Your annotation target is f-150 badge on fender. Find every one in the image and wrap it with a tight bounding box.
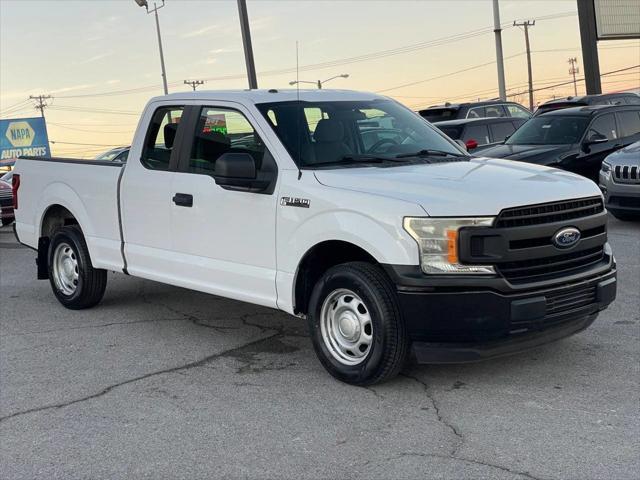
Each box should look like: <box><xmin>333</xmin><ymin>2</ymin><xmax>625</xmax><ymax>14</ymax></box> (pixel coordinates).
<box><xmin>280</xmin><ymin>197</ymin><xmax>310</xmax><ymax>208</ymax></box>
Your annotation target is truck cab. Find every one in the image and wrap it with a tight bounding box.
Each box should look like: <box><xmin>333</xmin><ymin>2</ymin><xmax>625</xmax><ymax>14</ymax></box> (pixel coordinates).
<box><xmin>12</xmin><ymin>90</ymin><xmax>617</xmax><ymax>385</ymax></box>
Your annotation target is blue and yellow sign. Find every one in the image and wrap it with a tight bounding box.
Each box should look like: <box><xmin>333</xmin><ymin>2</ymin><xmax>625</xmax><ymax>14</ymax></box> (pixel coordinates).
<box><xmin>0</xmin><ymin>117</ymin><xmax>51</xmax><ymax>160</ymax></box>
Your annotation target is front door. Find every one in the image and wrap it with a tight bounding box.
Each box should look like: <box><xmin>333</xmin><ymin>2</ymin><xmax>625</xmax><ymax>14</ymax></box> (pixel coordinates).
<box><xmin>169</xmin><ymin>104</ymin><xmax>280</xmax><ymax>308</ymax></box>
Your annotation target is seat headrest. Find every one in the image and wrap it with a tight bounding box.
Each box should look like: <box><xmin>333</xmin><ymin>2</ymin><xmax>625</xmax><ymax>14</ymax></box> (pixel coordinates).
<box><xmin>314</xmin><ymin>119</ymin><xmax>344</xmax><ymax>143</ymax></box>
<box><xmin>164</xmin><ymin>123</ymin><xmax>179</xmax><ymax>148</ymax></box>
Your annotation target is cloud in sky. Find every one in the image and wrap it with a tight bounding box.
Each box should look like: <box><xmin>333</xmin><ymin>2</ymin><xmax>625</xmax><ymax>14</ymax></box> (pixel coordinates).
<box><xmin>77</xmin><ymin>52</ymin><xmax>114</xmax><ymax>65</ymax></box>
<box><xmin>182</xmin><ymin>25</ymin><xmax>218</xmax><ymax>38</ymax></box>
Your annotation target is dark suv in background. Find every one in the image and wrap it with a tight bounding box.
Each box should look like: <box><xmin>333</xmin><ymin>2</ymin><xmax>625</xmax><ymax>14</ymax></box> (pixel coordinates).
<box><xmin>418</xmin><ymin>100</ymin><xmax>531</xmax><ymax>122</ymax></box>
<box><xmin>481</xmin><ymin>105</ymin><xmax>640</xmax><ymax>182</ymax></box>
<box><xmin>535</xmin><ymin>93</ymin><xmax>640</xmax><ymax>116</ymax></box>
<box><xmin>434</xmin><ymin>117</ymin><xmax>527</xmax><ymax>152</ymax></box>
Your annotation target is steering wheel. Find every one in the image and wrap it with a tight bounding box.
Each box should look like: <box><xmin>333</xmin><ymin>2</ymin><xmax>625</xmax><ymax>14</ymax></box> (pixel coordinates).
<box><xmin>368</xmin><ymin>138</ymin><xmax>399</xmax><ymax>153</ymax></box>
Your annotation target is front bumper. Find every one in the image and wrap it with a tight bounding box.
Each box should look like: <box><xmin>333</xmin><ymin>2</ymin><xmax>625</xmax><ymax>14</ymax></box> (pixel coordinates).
<box><xmin>388</xmin><ymin>267</ymin><xmax>616</xmax><ymax>363</ymax></box>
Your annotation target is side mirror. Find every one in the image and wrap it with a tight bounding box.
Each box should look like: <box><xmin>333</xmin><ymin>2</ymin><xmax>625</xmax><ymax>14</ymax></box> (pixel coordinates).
<box><xmin>582</xmin><ymin>133</ymin><xmax>608</xmax><ymax>152</ymax></box>
<box><xmin>585</xmin><ymin>133</ymin><xmax>608</xmax><ymax>145</ymax></box>
<box><xmin>214</xmin><ymin>152</ymin><xmax>259</xmax><ymax>191</ymax></box>
<box><xmin>465</xmin><ymin>139</ymin><xmax>479</xmax><ymax>150</ymax></box>
<box><xmin>454</xmin><ymin>139</ymin><xmax>467</xmax><ymax>151</ymax></box>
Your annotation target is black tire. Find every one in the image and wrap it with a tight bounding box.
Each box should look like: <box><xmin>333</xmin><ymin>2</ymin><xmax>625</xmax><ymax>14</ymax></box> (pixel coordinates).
<box><xmin>307</xmin><ymin>261</ymin><xmax>408</xmax><ymax>385</ymax></box>
<box><xmin>48</xmin><ymin>225</ymin><xmax>107</xmax><ymax>309</ymax></box>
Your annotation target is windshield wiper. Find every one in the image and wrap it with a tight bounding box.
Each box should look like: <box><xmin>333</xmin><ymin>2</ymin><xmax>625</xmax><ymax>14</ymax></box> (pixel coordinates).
<box><xmin>395</xmin><ymin>149</ymin><xmax>466</xmax><ymax>159</ymax></box>
<box><xmin>307</xmin><ymin>155</ymin><xmax>406</xmax><ymax>167</ymax></box>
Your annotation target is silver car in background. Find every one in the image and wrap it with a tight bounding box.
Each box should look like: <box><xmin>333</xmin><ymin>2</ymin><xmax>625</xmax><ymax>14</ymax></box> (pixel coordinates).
<box><xmin>600</xmin><ymin>141</ymin><xmax>640</xmax><ymax>221</ymax></box>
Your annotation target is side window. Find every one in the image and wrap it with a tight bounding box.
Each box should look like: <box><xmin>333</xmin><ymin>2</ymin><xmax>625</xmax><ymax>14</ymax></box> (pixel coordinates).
<box><xmin>616</xmin><ymin>111</ymin><xmax>640</xmax><ymax>137</ymax></box>
<box><xmin>587</xmin><ymin>114</ymin><xmax>617</xmax><ymax>141</ymax></box>
<box><xmin>462</xmin><ymin>125</ymin><xmax>490</xmax><ymax>145</ymax></box>
<box><xmin>141</xmin><ymin>106</ymin><xmax>184</xmax><ymax>170</ymax></box>
<box><xmin>467</xmin><ymin>107</ymin><xmax>484</xmax><ymax>119</ymax></box>
<box><xmin>489</xmin><ymin>122</ymin><xmax>516</xmax><ymax>143</ymax></box>
<box><xmin>188</xmin><ymin>107</ymin><xmax>267</xmax><ymax>175</ymax></box>
<box><xmin>485</xmin><ymin>105</ymin><xmax>506</xmax><ymax>118</ymax></box>
<box><xmin>506</xmin><ymin>104</ymin><xmax>531</xmax><ymax>119</ymax></box>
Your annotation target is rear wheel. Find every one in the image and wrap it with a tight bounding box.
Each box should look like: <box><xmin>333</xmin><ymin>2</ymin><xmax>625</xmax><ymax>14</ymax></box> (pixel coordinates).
<box><xmin>48</xmin><ymin>225</ymin><xmax>107</xmax><ymax>309</ymax></box>
<box><xmin>308</xmin><ymin>262</ymin><xmax>408</xmax><ymax>385</ymax></box>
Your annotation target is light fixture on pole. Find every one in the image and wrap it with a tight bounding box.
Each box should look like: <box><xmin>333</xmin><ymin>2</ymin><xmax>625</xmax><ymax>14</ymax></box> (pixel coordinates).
<box><xmin>134</xmin><ymin>0</ymin><xmax>169</xmax><ymax>95</ymax></box>
<box><xmin>289</xmin><ymin>74</ymin><xmax>349</xmax><ymax>90</ymax></box>
<box><xmin>184</xmin><ymin>80</ymin><xmax>205</xmax><ymax>91</ymax></box>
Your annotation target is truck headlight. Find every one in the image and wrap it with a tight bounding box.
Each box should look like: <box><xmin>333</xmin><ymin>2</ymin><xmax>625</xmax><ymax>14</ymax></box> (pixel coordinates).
<box><xmin>403</xmin><ymin>217</ymin><xmax>496</xmax><ymax>274</ymax></box>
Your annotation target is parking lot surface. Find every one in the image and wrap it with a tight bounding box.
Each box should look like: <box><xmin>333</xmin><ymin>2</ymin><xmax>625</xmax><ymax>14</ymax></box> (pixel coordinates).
<box><xmin>1</xmin><ymin>218</ymin><xmax>638</xmax><ymax>480</ymax></box>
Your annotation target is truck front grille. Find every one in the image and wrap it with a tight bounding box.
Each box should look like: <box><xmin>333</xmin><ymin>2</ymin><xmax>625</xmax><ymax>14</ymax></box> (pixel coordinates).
<box><xmin>495</xmin><ymin>197</ymin><xmax>603</xmax><ymax>228</ymax></box>
<box><xmin>613</xmin><ymin>165</ymin><xmax>640</xmax><ymax>184</ymax></box>
<box><xmin>496</xmin><ymin>246</ymin><xmax>605</xmax><ymax>283</ymax></box>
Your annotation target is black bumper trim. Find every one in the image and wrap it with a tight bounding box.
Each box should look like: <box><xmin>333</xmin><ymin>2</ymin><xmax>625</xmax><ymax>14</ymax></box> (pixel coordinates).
<box><xmin>411</xmin><ymin>313</ymin><xmax>597</xmax><ymax>363</ymax></box>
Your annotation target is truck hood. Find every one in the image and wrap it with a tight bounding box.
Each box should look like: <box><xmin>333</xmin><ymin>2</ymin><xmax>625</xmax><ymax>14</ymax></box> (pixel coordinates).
<box><xmin>313</xmin><ymin>158</ymin><xmax>601</xmax><ymax>217</ymax></box>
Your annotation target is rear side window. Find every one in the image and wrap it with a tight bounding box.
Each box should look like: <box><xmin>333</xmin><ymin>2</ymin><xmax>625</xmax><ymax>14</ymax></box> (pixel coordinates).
<box><xmin>466</xmin><ymin>107</ymin><xmax>484</xmax><ymax>119</ymax></box>
<box><xmin>616</xmin><ymin>110</ymin><xmax>640</xmax><ymax>137</ymax></box>
<box><xmin>188</xmin><ymin>107</ymin><xmax>267</xmax><ymax>175</ymax></box>
<box><xmin>587</xmin><ymin>114</ymin><xmax>618</xmax><ymax>140</ymax></box>
<box><xmin>489</xmin><ymin>122</ymin><xmax>516</xmax><ymax>143</ymax></box>
<box><xmin>141</xmin><ymin>106</ymin><xmax>184</xmax><ymax>170</ymax></box>
<box><xmin>484</xmin><ymin>105</ymin><xmax>506</xmax><ymax>118</ymax></box>
<box><xmin>462</xmin><ymin>125</ymin><xmax>490</xmax><ymax>145</ymax></box>
<box><xmin>506</xmin><ymin>104</ymin><xmax>531</xmax><ymax>118</ymax></box>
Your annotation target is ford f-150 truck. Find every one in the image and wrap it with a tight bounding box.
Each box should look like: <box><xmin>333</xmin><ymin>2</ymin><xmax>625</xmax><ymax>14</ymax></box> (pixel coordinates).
<box><xmin>12</xmin><ymin>90</ymin><xmax>617</xmax><ymax>385</ymax></box>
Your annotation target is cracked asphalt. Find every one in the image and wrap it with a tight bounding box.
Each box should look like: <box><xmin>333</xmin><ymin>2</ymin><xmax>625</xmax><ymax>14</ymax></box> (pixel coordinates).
<box><xmin>1</xmin><ymin>217</ymin><xmax>638</xmax><ymax>480</ymax></box>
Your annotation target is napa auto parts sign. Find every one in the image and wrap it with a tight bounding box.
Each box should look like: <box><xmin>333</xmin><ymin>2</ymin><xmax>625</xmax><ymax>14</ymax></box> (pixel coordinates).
<box><xmin>0</xmin><ymin>117</ymin><xmax>51</xmax><ymax>160</ymax></box>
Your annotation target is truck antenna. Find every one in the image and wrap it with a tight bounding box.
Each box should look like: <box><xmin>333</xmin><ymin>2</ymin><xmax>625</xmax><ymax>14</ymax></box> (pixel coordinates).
<box><xmin>296</xmin><ymin>40</ymin><xmax>302</xmax><ymax>180</ymax></box>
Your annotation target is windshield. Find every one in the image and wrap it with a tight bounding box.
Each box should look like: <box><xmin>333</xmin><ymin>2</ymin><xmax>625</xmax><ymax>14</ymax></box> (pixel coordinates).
<box><xmin>256</xmin><ymin>99</ymin><xmax>464</xmax><ymax>168</ymax></box>
<box><xmin>506</xmin><ymin>116</ymin><xmax>589</xmax><ymax>145</ymax></box>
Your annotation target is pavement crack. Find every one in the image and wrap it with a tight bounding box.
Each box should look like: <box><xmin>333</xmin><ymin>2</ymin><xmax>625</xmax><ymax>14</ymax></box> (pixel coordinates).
<box><xmin>375</xmin><ymin>452</ymin><xmax>546</xmax><ymax>480</ymax></box>
<box><xmin>401</xmin><ymin>373</ymin><xmax>464</xmax><ymax>456</ymax></box>
<box><xmin>0</xmin><ymin>333</ymin><xmax>279</xmax><ymax>424</ymax></box>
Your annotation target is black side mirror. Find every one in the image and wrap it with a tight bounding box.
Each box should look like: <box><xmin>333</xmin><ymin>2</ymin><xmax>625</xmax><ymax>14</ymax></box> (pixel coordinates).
<box><xmin>585</xmin><ymin>133</ymin><xmax>608</xmax><ymax>145</ymax></box>
<box><xmin>214</xmin><ymin>152</ymin><xmax>271</xmax><ymax>193</ymax></box>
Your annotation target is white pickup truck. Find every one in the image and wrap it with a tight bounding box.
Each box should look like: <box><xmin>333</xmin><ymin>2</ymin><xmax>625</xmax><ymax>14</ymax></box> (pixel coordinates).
<box><xmin>12</xmin><ymin>90</ymin><xmax>617</xmax><ymax>385</ymax></box>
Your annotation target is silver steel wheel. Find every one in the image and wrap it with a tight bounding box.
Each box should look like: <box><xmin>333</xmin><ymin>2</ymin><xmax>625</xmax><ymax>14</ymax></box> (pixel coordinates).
<box><xmin>320</xmin><ymin>289</ymin><xmax>373</xmax><ymax>366</ymax></box>
<box><xmin>52</xmin><ymin>242</ymin><xmax>79</xmax><ymax>296</ymax></box>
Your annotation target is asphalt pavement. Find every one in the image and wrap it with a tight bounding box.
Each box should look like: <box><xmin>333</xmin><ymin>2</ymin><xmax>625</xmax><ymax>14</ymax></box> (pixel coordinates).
<box><xmin>1</xmin><ymin>218</ymin><xmax>638</xmax><ymax>480</ymax></box>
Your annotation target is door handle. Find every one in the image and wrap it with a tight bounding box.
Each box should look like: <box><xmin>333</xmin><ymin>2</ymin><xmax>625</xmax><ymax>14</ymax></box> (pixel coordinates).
<box><xmin>172</xmin><ymin>193</ymin><xmax>193</xmax><ymax>207</ymax></box>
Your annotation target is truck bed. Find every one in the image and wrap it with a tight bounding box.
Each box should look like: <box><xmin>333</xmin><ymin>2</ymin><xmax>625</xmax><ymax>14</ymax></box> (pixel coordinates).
<box><xmin>14</xmin><ymin>157</ymin><xmax>126</xmax><ymax>272</ymax></box>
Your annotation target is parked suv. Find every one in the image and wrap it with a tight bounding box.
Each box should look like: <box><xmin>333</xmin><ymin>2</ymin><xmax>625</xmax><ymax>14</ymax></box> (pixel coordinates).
<box><xmin>535</xmin><ymin>93</ymin><xmax>640</xmax><ymax>116</ymax></box>
<box><xmin>599</xmin><ymin>141</ymin><xmax>640</xmax><ymax>220</ymax></box>
<box><xmin>482</xmin><ymin>105</ymin><xmax>640</xmax><ymax>182</ymax></box>
<box><xmin>419</xmin><ymin>100</ymin><xmax>531</xmax><ymax>123</ymax></box>
<box><xmin>434</xmin><ymin>117</ymin><xmax>526</xmax><ymax>152</ymax></box>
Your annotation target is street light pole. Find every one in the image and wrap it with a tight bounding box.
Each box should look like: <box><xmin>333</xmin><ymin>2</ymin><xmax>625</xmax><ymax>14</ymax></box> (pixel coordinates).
<box><xmin>492</xmin><ymin>0</ymin><xmax>507</xmax><ymax>100</ymax></box>
<box><xmin>290</xmin><ymin>74</ymin><xmax>349</xmax><ymax>89</ymax></box>
<box><xmin>135</xmin><ymin>0</ymin><xmax>169</xmax><ymax>95</ymax></box>
<box><xmin>237</xmin><ymin>0</ymin><xmax>258</xmax><ymax>89</ymax></box>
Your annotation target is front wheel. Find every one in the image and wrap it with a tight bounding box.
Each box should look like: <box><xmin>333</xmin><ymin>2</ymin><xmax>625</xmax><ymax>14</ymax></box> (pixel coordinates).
<box><xmin>308</xmin><ymin>262</ymin><xmax>408</xmax><ymax>385</ymax></box>
<box><xmin>48</xmin><ymin>225</ymin><xmax>107</xmax><ymax>309</ymax></box>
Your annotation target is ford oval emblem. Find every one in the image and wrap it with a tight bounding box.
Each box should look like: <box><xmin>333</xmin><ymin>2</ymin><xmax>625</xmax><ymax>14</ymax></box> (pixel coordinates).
<box><xmin>552</xmin><ymin>227</ymin><xmax>581</xmax><ymax>249</ymax></box>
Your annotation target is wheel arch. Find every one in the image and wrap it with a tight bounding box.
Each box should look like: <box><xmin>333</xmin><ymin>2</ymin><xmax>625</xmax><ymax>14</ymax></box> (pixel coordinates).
<box><xmin>293</xmin><ymin>240</ymin><xmax>381</xmax><ymax>315</ymax></box>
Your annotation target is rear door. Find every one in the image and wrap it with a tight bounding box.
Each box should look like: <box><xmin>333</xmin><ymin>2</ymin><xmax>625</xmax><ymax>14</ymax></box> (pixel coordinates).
<box><xmin>120</xmin><ymin>104</ymin><xmax>186</xmax><ymax>278</ymax></box>
<box><xmin>169</xmin><ymin>103</ymin><xmax>280</xmax><ymax>307</ymax></box>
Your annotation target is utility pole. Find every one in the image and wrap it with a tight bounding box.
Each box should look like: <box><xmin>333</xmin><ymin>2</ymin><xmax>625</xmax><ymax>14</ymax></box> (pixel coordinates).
<box><xmin>492</xmin><ymin>0</ymin><xmax>507</xmax><ymax>100</ymax></box>
<box><xmin>237</xmin><ymin>0</ymin><xmax>258</xmax><ymax>89</ymax></box>
<box><xmin>184</xmin><ymin>80</ymin><xmax>205</xmax><ymax>91</ymax></box>
<box><xmin>29</xmin><ymin>95</ymin><xmax>52</xmax><ymax>118</ymax></box>
<box><xmin>568</xmin><ymin>57</ymin><xmax>580</xmax><ymax>96</ymax></box>
<box><xmin>577</xmin><ymin>0</ymin><xmax>601</xmax><ymax>94</ymax></box>
<box><xmin>134</xmin><ymin>0</ymin><xmax>169</xmax><ymax>95</ymax></box>
<box><xmin>514</xmin><ymin>20</ymin><xmax>535</xmax><ymax>111</ymax></box>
